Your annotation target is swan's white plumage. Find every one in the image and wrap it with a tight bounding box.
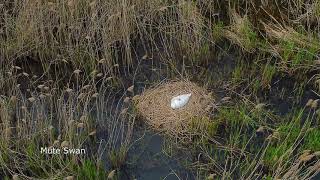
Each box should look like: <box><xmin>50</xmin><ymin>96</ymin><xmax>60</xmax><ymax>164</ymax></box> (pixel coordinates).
<box><xmin>170</xmin><ymin>93</ymin><xmax>192</xmax><ymax>109</ymax></box>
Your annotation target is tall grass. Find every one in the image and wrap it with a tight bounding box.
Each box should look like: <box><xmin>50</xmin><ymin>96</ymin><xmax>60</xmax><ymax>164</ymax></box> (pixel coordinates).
<box><xmin>1</xmin><ymin>0</ymin><xmax>212</xmax><ymax>76</ymax></box>
<box><xmin>1</xmin><ymin>0</ymin><xmax>320</xmax><ymax>179</ymax></box>
<box><xmin>0</xmin><ymin>78</ymin><xmax>135</xmax><ymax>178</ymax></box>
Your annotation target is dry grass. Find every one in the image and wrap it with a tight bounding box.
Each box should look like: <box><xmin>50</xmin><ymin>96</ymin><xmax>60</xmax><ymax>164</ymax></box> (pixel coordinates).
<box><xmin>1</xmin><ymin>0</ymin><xmax>320</xmax><ymax>179</ymax></box>
<box><xmin>264</xmin><ymin>23</ymin><xmax>320</xmax><ymax>50</ymax></box>
<box><xmin>135</xmin><ymin>80</ymin><xmax>214</xmax><ymax>139</ymax></box>
<box><xmin>0</xmin><ymin>80</ymin><xmax>134</xmax><ymax>178</ymax></box>
<box><xmin>224</xmin><ymin>10</ymin><xmax>258</xmax><ymax>53</ymax></box>
<box><xmin>1</xmin><ymin>0</ymin><xmax>210</xmax><ymax>75</ymax></box>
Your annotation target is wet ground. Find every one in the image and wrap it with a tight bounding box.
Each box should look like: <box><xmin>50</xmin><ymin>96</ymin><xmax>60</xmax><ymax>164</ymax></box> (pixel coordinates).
<box><xmin>8</xmin><ymin>43</ymin><xmax>320</xmax><ymax>179</ymax></box>
<box><xmin>126</xmin><ymin>129</ymin><xmax>194</xmax><ymax>180</ymax></box>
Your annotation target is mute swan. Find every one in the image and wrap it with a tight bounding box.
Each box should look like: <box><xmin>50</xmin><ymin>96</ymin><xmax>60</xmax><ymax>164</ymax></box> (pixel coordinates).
<box><xmin>170</xmin><ymin>93</ymin><xmax>192</xmax><ymax>109</ymax></box>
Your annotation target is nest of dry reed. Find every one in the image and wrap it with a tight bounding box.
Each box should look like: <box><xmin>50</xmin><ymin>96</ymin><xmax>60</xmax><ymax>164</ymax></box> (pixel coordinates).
<box><xmin>134</xmin><ymin>80</ymin><xmax>214</xmax><ymax>139</ymax></box>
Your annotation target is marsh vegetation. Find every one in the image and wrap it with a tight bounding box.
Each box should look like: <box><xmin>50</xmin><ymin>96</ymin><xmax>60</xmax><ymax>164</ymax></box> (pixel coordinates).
<box><xmin>1</xmin><ymin>0</ymin><xmax>320</xmax><ymax>179</ymax></box>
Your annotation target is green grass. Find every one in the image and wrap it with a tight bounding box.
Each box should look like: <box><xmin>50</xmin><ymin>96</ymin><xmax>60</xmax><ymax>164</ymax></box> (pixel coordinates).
<box><xmin>76</xmin><ymin>160</ymin><xmax>108</xmax><ymax>180</ymax></box>
<box><xmin>304</xmin><ymin>128</ymin><xmax>320</xmax><ymax>151</ymax></box>
<box><xmin>263</xmin><ymin>109</ymin><xmax>313</xmax><ymax>169</ymax></box>
<box><xmin>182</xmin><ymin>99</ymin><xmax>319</xmax><ymax>179</ymax></box>
<box><xmin>212</xmin><ymin>21</ymin><xmax>225</xmax><ymax>41</ymax></box>
<box><xmin>280</xmin><ymin>39</ymin><xmax>318</xmax><ymax>68</ymax></box>
<box><xmin>217</xmin><ymin>103</ymin><xmax>257</xmax><ymax>129</ymax></box>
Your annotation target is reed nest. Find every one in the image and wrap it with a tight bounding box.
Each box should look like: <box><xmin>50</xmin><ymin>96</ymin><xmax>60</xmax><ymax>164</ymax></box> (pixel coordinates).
<box><xmin>135</xmin><ymin>80</ymin><xmax>214</xmax><ymax>138</ymax></box>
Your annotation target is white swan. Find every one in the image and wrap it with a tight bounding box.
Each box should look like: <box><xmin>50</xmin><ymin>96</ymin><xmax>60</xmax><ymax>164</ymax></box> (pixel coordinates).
<box><xmin>170</xmin><ymin>93</ymin><xmax>192</xmax><ymax>109</ymax></box>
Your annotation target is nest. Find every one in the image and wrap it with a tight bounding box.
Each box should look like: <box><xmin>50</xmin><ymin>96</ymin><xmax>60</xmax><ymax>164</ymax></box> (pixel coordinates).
<box><xmin>135</xmin><ymin>80</ymin><xmax>214</xmax><ymax>138</ymax></box>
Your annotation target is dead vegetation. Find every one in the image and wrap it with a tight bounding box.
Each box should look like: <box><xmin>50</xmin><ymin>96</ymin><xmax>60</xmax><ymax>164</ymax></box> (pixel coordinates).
<box><xmin>1</xmin><ymin>0</ymin><xmax>320</xmax><ymax>179</ymax></box>
<box><xmin>135</xmin><ymin>80</ymin><xmax>214</xmax><ymax>140</ymax></box>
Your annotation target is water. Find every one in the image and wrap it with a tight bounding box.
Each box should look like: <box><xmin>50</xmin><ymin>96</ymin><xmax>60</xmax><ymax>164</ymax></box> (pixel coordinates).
<box><xmin>125</xmin><ymin>129</ymin><xmax>194</xmax><ymax>180</ymax></box>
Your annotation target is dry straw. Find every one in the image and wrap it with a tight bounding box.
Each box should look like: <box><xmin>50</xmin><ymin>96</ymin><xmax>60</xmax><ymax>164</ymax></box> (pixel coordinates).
<box><xmin>135</xmin><ymin>80</ymin><xmax>214</xmax><ymax>139</ymax></box>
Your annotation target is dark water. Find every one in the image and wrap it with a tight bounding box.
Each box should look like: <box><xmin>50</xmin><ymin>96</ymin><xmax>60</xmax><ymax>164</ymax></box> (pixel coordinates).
<box><xmin>313</xmin><ymin>173</ymin><xmax>320</xmax><ymax>180</ymax></box>
<box><xmin>124</xmin><ymin>129</ymin><xmax>194</xmax><ymax>180</ymax></box>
